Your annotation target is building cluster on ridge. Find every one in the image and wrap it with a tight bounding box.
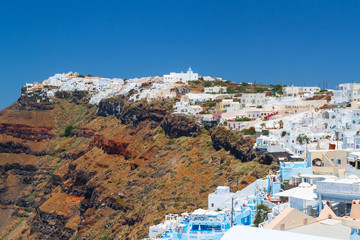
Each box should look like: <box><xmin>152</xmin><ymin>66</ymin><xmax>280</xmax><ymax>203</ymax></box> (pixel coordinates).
<box><xmin>21</xmin><ymin>68</ymin><xmax>360</xmax><ymax>239</ymax></box>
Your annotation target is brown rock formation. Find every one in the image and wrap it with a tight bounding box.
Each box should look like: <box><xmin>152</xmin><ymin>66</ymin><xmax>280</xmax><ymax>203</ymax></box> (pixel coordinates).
<box><xmin>0</xmin><ymin>96</ymin><xmax>275</xmax><ymax>240</ymax></box>
<box><xmin>0</xmin><ymin>123</ymin><xmax>54</xmax><ymax>141</ymax></box>
<box><xmin>102</xmin><ymin>140</ymin><xmax>130</xmax><ymax>155</ymax></box>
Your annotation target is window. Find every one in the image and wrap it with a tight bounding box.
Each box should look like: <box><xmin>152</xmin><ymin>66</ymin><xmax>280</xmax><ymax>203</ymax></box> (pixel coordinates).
<box><xmin>337</xmin><ymin>159</ymin><xmax>342</xmax><ymax>168</ymax></box>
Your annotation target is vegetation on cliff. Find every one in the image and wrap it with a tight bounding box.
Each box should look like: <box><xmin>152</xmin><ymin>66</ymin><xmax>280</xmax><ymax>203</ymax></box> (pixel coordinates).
<box><xmin>0</xmin><ymin>96</ymin><xmax>277</xmax><ymax>240</ymax></box>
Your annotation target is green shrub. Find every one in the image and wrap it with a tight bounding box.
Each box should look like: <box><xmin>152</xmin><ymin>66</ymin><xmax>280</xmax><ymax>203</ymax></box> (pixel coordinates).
<box><xmin>235</xmin><ymin>117</ymin><xmax>251</xmax><ymax>122</ymax></box>
<box><xmin>199</xmin><ymin>186</ymin><xmax>209</xmax><ymax>193</ymax></box>
<box><xmin>64</xmin><ymin>124</ymin><xmax>74</xmax><ymax>137</ymax></box>
<box><xmin>241</xmin><ymin>127</ymin><xmax>256</xmax><ymax>135</ymax></box>
<box><xmin>204</xmin><ymin>82</ymin><xmax>212</xmax><ymax>87</ymax></box>
<box><xmin>253</xmin><ymin>204</ymin><xmax>269</xmax><ymax>226</ymax></box>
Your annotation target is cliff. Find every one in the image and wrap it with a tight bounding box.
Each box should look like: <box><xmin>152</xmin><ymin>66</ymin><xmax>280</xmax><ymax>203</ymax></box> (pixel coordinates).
<box><xmin>0</xmin><ymin>96</ymin><xmax>277</xmax><ymax>240</ymax></box>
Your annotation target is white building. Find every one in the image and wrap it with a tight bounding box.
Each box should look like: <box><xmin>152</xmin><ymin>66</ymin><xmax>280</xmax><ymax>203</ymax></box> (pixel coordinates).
<box><xmin>202</xmin><ymin>76</ymin><xmax>223</xmax><ymax>81</ymax></box>
<box><xmin>222</xmin><ymin>225</ymin><xmax>337</xmax><ymax>240</ymax></box>
<box><xmin>275</xmin><ymin>182</ymin><xmax>317</xmax><ymax>214</ymax></box>
<box><xmin>226</xmin><ymin>120</ymin><xmax>249</xmax><ymax>131</ymax></box>
<box><xmin>241</xmin><ymin>93</ymin><xmax>266</xmax><ymax>107</ymax></box>
<box><xmin>331</xmin><ymin>83</ymin><xmax>360</xmax><ymax>106</ymax></box>
<box><xmin>316</xmin><ymin>175</ymin><xmax>360</xmax><ymax>212</ymax></box>
<box><xmin>163</xmin><ymin>67</ymin><xmax>198</xmax><ymax>83</ymax></box>
<box><xmin>204</xmin><ymin>86</ymin><xmax>227</xmax><ymax>93</ymax></box>
<box><xmin>173</xmin><ymin>101</ymin><xmax>203</xmax><ymax>115</ymax></box>
<box><xmin>227</xmin><ymin>102</ymin><xmax>241</xmax><ymax>113</ymax></box>
<box><xmin>301</xmin><ymin>86</ymin><xmax>321</xmax><ymax>93</ymax></box>
<box><xmin>221</xmin><ymin>107</ymin><xmax>275</xmax><ymax>123</ymax></box>
<box><xmin>283</xmin><ymin>85</ymin><xmax>320</xmax><ymax>97</ymax></box>
<box><xmin>186</xmin><ymin>93</ymin><xmax>217</xmax><ymax>102</ymax></box>
<box><xmin>215</xmin><ymin>99</ymin><xmax>242</xmax><ymax>113</ymax></box>
<box><xmin>208</xmin><ymin>186</ymin><xmax>234</xmax><ymax>210</ymax></box>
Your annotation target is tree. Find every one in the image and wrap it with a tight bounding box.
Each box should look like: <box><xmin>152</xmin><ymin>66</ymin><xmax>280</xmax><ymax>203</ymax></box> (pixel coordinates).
<box><xmin>296</xmin><ymin>134</ymin><xmax>309</xmax><ymax>145</ymax></box>
<box><xmin>253</xmin><ymin>204</ymin><xmax>269</xmax><ymax>227</ymax></box>
<box><xmin>204</xmin><ymin>81</ymin><xmax>212</xmax><ymax>87</ymax></box>
<box><xmin>226</xmin><ymin>87</ymin><xmax>237</xmax><ymax>93</ymax></box>
<box><xmin>281</xmin><ymin>131</ymin><xmax>287</xmax><ymax>137</ymax></box>
<box><xmin>241</xmin><ymin>127</ymin><xmax>256</xmax><ymax>135</ymax></box>
<box><xmin>64</xmin><ymin>124</ymin><xmax>74</xmax><ymax>137</ymax></box>
<box><xmin>273</xmin><ymin>84</ymin><xmax>284</xmax><ymax>95</ymax></box>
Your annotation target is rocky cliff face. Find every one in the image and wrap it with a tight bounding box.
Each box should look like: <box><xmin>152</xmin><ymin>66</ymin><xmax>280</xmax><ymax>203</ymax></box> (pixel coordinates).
<box><xmin>210</xmin><ymin>127</ymin><xmax>276</xmax><ymax>166</ymax></box>
<box><xmin>97</xmin><ymin>97</ymin><xmax>168</xmax><ymax>127</ymax></box>
<box><xmin>211</xmin><ymin>127</ymin><xmax>256</xmax><ymax>162</ymax></box>
<box><xmin>15</xmin><ymin>95</ymin><xmax>55</xmax><ymax>111</ymax></box>
<box><xmin>0</xmin><ymin>123</ymin><xmax>54</xmax><ymax>141</ymax></box>
<box><xmin>161</xmin><ymin>115</ymin><xmax>200</xmax><ymax>138</ymax></box>
<box><xmin>98</xmin><ymin>97</ymin><xmax>201</xmax><ymax>138</ymax></box>
<box><xmin>97</xmin><ymin>97</ymin><xmax>125</xmax><ymax>117</ymax></box>
<box><xmin>0</xmin><ymin>97</ymin><xmax>276</xmax><ymax>240</ymax></box>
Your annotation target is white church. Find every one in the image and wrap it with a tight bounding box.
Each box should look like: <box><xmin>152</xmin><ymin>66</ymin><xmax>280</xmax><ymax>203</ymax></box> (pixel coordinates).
<box><xmin>163</xmin><ymin>67</ymin><xmax>198</xmax><ymax>83</ymax></box>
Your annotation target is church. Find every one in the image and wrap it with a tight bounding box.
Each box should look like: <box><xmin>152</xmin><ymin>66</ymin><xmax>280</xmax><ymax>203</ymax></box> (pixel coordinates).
<box><xmin>163</xmin><ymin>67</ymin><xmax>198</xmax><ymax>83</ymax></box>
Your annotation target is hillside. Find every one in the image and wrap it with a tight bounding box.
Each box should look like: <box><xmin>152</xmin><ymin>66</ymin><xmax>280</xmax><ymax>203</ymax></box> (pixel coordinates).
<box><xmin>0</xmin><ymin>94</ymin><xmax>277</xmax><ymax>240</ymax></box>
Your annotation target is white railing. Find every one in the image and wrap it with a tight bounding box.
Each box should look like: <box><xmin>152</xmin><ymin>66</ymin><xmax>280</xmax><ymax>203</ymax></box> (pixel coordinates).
<box><xmin>317</xmin><ymin>180</ymin><xmax>360</xmax><ymax>195</ymax></box>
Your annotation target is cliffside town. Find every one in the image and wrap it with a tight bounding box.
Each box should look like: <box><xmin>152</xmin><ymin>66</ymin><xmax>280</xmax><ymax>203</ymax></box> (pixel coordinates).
<box><xmin>2</xmin><ymin>69</ymin><xmax>360</xmax><ymax>239</ymax></box>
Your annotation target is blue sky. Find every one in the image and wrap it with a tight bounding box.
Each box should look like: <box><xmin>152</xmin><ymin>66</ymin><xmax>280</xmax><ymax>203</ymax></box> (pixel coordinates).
<box><xmin>1</xmin><ymin>0</ymin><xmax>360</xmax><ymax>109</ymax></box>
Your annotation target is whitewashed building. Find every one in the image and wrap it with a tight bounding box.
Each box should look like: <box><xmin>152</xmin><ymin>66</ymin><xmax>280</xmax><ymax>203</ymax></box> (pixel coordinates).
<box><xmin>163</xmin><ymin>67</ymin><xmax>198</xmax><ymax>83</ymax></box>
<box><xmin>204</xmin><ymin>86</ymin><xmax>227</xmax><ymax>93</ymax></box>
<box><xmin>173</xmin><ymin>101</ymin><xmax>203</xmax><ymax>115</ymax></box>
<box><xmin>241</xmin><ymin>93</ymin><xmax>266</xmax><ymax>107</ymax></box>
<box><xmin>202</xmin><ymin>76</ymin><xmax>223</xmax><ymax>81</ymax></box>
<box><xmin>208</xmin><ymin>186</ymin><xmax>234</xmax><ymax>210</ymax></box>
<box><xmin>283</xmin><ymin>85</ymin><xmax>320</xmax><ymax>97</ymax></box>
<box><xmin>331</xmin><ymin>83</ymin><xmax>360</xmax><ymax>105</ymax></box>
<box><xmin>275</xmin><ymin>182</ymin><xmax>317</xmax><ymax>213</ymax></box>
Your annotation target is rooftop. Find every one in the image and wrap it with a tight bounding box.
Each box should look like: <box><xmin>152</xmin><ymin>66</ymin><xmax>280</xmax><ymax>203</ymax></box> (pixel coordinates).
<box><xmin>288</xmin><ymin>219</ymin><xmax>350</xmax><ymax>240</ymax></box>
<box><xmin>222</xmin><ymin>226</ymin><xmax>337</xmax><ymax>240</ymax></box>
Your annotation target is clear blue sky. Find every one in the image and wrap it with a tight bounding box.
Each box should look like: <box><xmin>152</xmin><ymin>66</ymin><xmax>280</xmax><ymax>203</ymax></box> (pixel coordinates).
<box><xmin>1</xmin><ymin>0</ymin><xmax>360</xmax><ymax>110</ymax></box>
